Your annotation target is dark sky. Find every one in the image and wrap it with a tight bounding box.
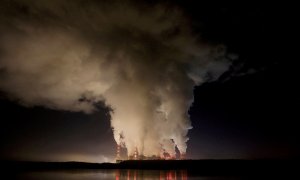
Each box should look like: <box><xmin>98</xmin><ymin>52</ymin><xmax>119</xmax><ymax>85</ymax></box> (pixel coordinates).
<box><xmin>0</xmin><ymin>1</ymin><xmax>297</xmax><ymax>162</ymax></box>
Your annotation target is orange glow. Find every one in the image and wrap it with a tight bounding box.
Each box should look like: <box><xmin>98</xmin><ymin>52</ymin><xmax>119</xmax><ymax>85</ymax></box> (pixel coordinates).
<box><xmin>160</xmin><ymin>171</ymin><xmax>164</xmax><ymax>180</ymax></box>
<box><xmin>166</xmin><ymin>170</ymin><xmax>177</xmax><ymax>180</ymax></box>
<box><xmin>115</xmin><ymin>170</ymin><xmax>120</xmax><ymax>180</ymax></box>
<box><xmin>127</xmin><ymin>170</ymin><xmax>130</xmax><ymax>180</ymax></box>
<box><xmin>115</xmin><ymin>169</ymin><xmax>187</xmax><ymax>179</ymax></box>
<box><xmin>134</xmin><ymin>170</ymin><xmax>137</xmax><ymax>180</ymax></box>
<box><xmin>180</xmin><ymin>170</ymin><xmax>188</xmax><ymax>180</ymax></box>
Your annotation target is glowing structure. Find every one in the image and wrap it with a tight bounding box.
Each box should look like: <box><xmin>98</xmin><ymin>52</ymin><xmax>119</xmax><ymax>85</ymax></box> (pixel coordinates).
<box><xmin>116</xmin><ymin>133</ymin><xmax>125</xmax><ymax>163</ymax></box>
<box><xmin>115</xmin><ymin>134</ymin><xmax>185</xmax><ymax>161</ymax></box>
<box><xmin>133</xmin><ymin>147</ymin><xmax>138</xmax><ymax>160</ymax></box>
<box><xmin>116</xmin><ymin>142</ymin><xmax>184</xmax><ymax>161</ymax></box>
<box><xmin>116</xmin><ymin>144</ymin><xmax>121</xmax><ymax>160</ymax></box>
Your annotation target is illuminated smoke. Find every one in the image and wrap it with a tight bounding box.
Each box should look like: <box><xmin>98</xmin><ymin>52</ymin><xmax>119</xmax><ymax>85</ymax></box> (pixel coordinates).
<box><xmin>0</xmin><ymin>0</ymin><xmax>229</xmax><ymax>157</ymax></box>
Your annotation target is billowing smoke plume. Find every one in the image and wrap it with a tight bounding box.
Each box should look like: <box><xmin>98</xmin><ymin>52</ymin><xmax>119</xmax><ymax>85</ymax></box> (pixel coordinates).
<box><xmin>0</xmin><ymin>0</ymin><xmax>229</xmax><ymax>157</ymax></box>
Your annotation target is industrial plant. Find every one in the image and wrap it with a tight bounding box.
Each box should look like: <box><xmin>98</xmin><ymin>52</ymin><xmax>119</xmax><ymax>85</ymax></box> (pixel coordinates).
<box><xmin>116</xmin><ymin>143</ymin><xmax>186</xmax><ymax>163</ymax></box>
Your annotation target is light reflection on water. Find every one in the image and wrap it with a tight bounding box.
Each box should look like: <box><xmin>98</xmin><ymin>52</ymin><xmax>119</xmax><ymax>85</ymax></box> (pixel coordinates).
<box><xmin>18</xmin><ymin>169</ymin><xmax>237</xmax><ymax>180</ymax></box>
<box><xmin>115</xmin><ymin>169</ymin><xmax>187</xmax><ymax>180</ymax></box>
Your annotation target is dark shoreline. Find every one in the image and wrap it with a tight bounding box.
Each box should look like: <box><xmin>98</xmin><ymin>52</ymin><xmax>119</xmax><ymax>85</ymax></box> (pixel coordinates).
<box><xmin>0</xmin><ymin>159</ymin><xmax>297</xmax><ymax>176</ymax></box>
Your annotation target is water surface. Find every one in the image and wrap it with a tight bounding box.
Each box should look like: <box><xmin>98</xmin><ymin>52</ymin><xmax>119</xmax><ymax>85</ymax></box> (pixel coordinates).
<box><xmin>16</xmin><ymin>169</ymin><xmax>241</xmax><ymax>180</ymax></box>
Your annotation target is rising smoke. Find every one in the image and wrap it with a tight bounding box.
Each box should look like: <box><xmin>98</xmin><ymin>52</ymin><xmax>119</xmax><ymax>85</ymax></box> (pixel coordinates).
<box><xmin>0</xmin><ymin>0</ymin><xmax>229</xmax><ymax>157</ymax></box>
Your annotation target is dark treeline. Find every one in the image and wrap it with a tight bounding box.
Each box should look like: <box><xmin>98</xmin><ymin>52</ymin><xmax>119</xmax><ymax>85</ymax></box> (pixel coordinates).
<box><xmin>0</xmin><ymin>159</ymin><xmax>298</xmax><ymax>176</ymax></box>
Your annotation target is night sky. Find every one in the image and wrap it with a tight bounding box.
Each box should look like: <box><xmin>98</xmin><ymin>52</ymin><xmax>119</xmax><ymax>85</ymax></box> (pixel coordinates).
<box><xmin>0</xmin><ymin>1</ymin><xmax>297</xmax><ymax>162</ymax></box>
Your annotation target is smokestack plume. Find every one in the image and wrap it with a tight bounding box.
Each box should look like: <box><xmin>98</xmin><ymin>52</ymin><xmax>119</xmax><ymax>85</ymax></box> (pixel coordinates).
<box><xmin>0</xmin><ymin>0</ymin><xmax>230</xmax><ymax>158</ymax></box>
